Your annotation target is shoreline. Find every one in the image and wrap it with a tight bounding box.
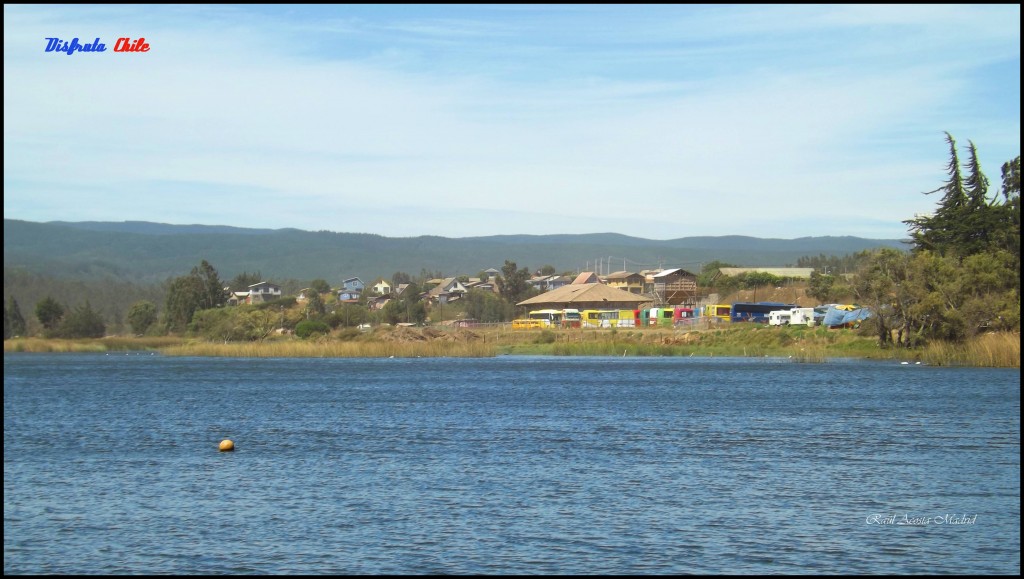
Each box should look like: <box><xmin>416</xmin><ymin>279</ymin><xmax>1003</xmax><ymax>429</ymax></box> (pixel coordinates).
<box><xmin>4</xmin><ymin>327</ymin><xmax>1019</xmax><ymax>368</ymax></box>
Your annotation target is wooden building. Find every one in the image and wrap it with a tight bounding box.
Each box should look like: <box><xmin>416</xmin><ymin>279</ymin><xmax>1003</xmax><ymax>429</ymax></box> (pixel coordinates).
<box><xmin>517</xmin><ymin>283</ymin><xmax>653</xmax><ymax>312</ymax></box>
<box><xmin>651</xmin><ymin>268</ymin><xmax>698</xmax><ymax>306</ymax></box>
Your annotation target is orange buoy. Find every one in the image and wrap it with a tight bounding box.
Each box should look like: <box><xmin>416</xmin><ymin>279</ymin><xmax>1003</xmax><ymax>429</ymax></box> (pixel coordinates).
<box><xmin>219</xmin><ymin>439</ymin><xmax>235</xmax><ymax>452</ymax></box>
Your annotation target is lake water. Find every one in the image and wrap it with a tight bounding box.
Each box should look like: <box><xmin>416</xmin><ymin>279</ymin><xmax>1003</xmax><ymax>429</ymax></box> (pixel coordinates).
<box><xmin>4</xmin><ymin>353</ymin><xmax>1020</xmax><ymax>574</ymax></box>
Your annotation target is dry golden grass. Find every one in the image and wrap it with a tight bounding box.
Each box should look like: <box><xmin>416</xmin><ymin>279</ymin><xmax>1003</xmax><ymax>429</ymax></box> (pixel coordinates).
<box><xmin>4</xmin><ymin>338</ymin><xmax>107</xmax><ymax>353</ymax></box>
<box><xmin>4</xmin><ymin>336</ymin><xmax>184</xmax><ymax>353</ymax></box>
<box><xmin>920</xmin><ymin>332</ymin><xmax>1020</xmax><ymax>368</ymax></box>
<box><xmin>160</xmin><ymin>339</ymin><xmax>495</xmax><ymax>358</ymax></box>
<box><xmin>5</xmin><ymin>327</ymin><xmax>1017</xmax><ymax>367</ymax></box>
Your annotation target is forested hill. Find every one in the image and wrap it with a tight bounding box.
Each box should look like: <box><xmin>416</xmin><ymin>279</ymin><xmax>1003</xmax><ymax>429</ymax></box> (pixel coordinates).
<box><xmin>4</xmin><ymin>219</ymin><xmax>908</xmax><ymax>283</ymax></box>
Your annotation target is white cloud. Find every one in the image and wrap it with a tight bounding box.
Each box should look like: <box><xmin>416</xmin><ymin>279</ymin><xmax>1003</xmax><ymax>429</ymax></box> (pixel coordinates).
<box><xmin>4</xmin><ymin>4</ymin><xmax>1019</xmax><ymax>240</ymax></box>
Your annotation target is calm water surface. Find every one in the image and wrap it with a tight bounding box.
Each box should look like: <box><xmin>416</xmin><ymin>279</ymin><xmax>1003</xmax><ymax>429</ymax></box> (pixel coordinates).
<box><xmin>4</xmin><ymin>353</ymin><xmax>1020</xmax><ymax>574</ymax></box>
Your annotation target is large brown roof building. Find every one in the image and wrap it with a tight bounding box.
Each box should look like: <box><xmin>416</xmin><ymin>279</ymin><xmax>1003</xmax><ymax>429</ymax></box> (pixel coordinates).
<box><xmin>517</xmin><ymin>283</ymin><xmax>654</xmax><ymax>311</ymax></box>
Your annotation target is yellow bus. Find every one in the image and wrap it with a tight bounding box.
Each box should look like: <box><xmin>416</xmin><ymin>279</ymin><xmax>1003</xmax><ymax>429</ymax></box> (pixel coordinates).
<box><xmin>580</xmin><ymin>309</ymin><xmax>640</xmax><ymax>328</ymax></box>
<box><xmin>512</xmin><ymin>319</ymin><xmax>544</xmax><ymax>329</ymax></box>
<box><xmin>703</xmin><ymin>304</ymin><xmax>731</xmax><ymax>321</ymax></box>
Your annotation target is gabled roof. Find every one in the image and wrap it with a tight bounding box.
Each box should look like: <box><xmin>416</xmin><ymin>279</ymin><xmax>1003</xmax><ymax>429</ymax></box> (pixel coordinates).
<box><xmin>653</xmin><ymin>268</ymin><xmax>697</xmax><ymax>278</ymax></box>
<box><xmin>572</xmin><ymin>272</ymin><xmax>601</xmax><ymax>284</ymax></box>
<box><xmin>427</xmin><ymin>277</ymin><xmax>467</xmax><ymax>297</ymax></box>
<box><xmin>517</xmin><ymin>283</ymin><xmax>653</xmax><ymax>306</ymax></box>
<box><xmin>606</xmin><ymin>271</ymin><xmax>643</xmax><ymax>280</ymax></box>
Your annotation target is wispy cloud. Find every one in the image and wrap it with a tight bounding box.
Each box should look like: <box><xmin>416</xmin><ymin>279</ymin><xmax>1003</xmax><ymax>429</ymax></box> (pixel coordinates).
<box><xmin>4</xmin><ymin>4</ymin><xmax>1019</xmax><ymax>240</ymax></box>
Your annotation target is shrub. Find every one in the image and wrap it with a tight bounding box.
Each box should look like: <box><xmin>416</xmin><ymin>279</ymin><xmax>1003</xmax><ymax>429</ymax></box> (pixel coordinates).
<box><xmin>534</xmin><ymin>329</ymin><xmax>556</xmax><ymax>344</ymax></box>
<box><xmin>295</xmin><ymin>320</ymin><xmax>330</xmax><ymax>339</ymax></box>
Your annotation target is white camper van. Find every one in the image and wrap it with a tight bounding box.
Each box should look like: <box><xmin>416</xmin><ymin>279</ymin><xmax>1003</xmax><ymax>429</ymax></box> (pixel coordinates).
<box><xmin>789</xmin><ymin>307</ymin><xmax>816</xmax><ymax>327</ymax></box>
<box><xmin>768</xmin><ymin>309</ymin><xmax>792</xmax><ymax>326</ymax></box>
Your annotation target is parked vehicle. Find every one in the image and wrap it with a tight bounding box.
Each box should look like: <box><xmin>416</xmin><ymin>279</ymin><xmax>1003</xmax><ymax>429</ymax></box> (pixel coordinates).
<box><xmin>731</xmin><ymin>302</ymin><xmax>798</xmax><ymax>323</ymax></box>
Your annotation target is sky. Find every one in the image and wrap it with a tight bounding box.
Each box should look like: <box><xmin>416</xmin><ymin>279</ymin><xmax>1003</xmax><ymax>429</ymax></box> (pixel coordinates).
<box><xmin>3</xmin><ymin>4</ymin><xmax>1020</xmax><ymax>241</ymax></box>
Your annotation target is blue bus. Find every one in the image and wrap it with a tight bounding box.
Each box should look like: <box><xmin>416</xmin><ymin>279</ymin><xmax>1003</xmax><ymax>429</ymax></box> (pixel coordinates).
<box><xmin>730</xmin><ymin>302</ymin><xmax>798</xmax><ymax>323</ymax></box>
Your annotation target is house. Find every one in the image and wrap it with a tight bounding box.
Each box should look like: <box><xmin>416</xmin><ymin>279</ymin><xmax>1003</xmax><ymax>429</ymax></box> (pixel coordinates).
<box><xmin>517</xmin><ymin>283</ymin><xmax>653</xmax><ymax>311</ymax></box>
<box><xmin>246</xmin><ymin>281</ymin><xmax>282</xmax><ymax>304</ymax></box>
<box><xmin>226</xmin><ymin>291</ymin><xmax>251</xmax><ymax>306</ymax></box>
<box><xmin>529</xmin><ymin>274</ymin><xmax>573</xmax><ymax>292</ymax></box>
<box><xmin>650</xmin><ymin>268</ymin><xmax>699</xmax><ymax>306</ymax></box>
<box><xmin>370</xmin><ymin>278</ymin><xmax>392</xmax><ymax>296</ymax></box>
<box><xmin>341</xmin><ymin>277</ymin><xmax>365</xmax><ymax>292</ymax></box>
<box><xmin>338</xmin><ymin>291</ymin><xmax>361</xmax><ymax>302</ymax></box>
<box><xmin>482</xmin><ymin>268</ymin><xmax>501</xmax><ymax>282</ymax></box>
<box><xmin>465</xmin><ymin>278</ymin><xmax>498</xmax><ymax>293</ymax></box>
<box><xmin>605</xmin><ymin>271</ymin><xmax>645</xmax><ymax>294</ymax></box>
<box><xmin>529</xmin><ymin>275</ymin><xmax>555</xmax><ymax>291</ymax></box>
<box><xmin>426</xmin><ymin>277</ymin><xmax>468</xmax><ymax>304</ymax></box>
<box><xmin>339</xmin><ymin>277</ymin><xmax>365</xmax><ymax>301</ymax></box>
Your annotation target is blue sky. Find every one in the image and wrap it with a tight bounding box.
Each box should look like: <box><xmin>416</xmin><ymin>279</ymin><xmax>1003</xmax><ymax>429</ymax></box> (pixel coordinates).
<box><xmin>4</xmin><ymin>4</ymin><xmax>1020</xmax><ymax>240</ymax></box>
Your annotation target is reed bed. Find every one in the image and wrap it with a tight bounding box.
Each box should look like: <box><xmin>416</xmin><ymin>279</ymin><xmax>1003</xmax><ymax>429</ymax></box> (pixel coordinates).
<box><xmin>4</xmin><ymin>336</ymin><xmax>185</xmax><ymax>353</ymax></box>
<box><xmin>6</xmin><ymin>328</ymin><xmax>1017</xmax><ymax>367</ymax></box>
<box><xmin>918</xmin><ymin>332</ymin><xmax>1020</xmax><ymax>368</ymax></box>
<box><xmin>160</xmin><ymin>339</ymin><xmax>496</xmax><ymax>358</ymax></box>
<box><xmin>4</xmin><ymin>338</ymin><xmax>108</xmax><ymax>353</ymax></box>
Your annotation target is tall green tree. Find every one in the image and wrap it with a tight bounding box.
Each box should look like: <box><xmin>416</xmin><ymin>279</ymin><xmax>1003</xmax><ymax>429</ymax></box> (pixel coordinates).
<box><xmin>996</xmin><ymin>156</ymin><xmax>1021</xmax><ymax>276</ymax></box>
<box><xmin>165</xmin><ymin>274</ymin><xmax>204</xmax><ymax>333</ymax></box>
<box><xmin>35</xmin><ymin>296</ymin><xmax>65</xmax><ymax>334</ymax></box>
<box><xmin>58</xmin><ymin>301</ymin><xmax>106</xmax><ymax>338</ymax></box>
<box><xmin>806</xmin><ymin>271</ymin><xmax>836</xmax><ymax>303</ymax></box>
<box><xmin>852</xmin><ymin>248</ymin><xmax>910</xmax><ymax>347</ymax></box>
<box><xmin>497</xmin><ymin>260</ymin><xmax>532</xmax><ymax>308</ymax></box>
<box><xmin>165</xmin><ymin>261</ymin><xmax>226</xmax><ymax>333</ymax></box>
<box><xmin>126</xmin><ymin>300</ymin><xmax>158</xmax><ymax>335</ymax></box>
<box><xmin>7</xmin><ymin>296</ymin><xmax>27</xmax><ymax>337</ymax></box>
<box><xmin>304</xmin><ymin>291</ymin><xmax>326</xmax><ymax>319</ymax></box>
<box><xmin>905</xmin><ymin>133</ymin><xmax>1017</xmax><ymax>260</ymax></box>
<box><xmin>195</xmin><ymin>260</ymin><xmax>226</xmax><ymax>310</ymax></box>
<box><xmin>463</xmin><ymin>288</ymin><xmax>513</xmax><ymax>322</ymax></box>
<box><xmin>959</xmin><ymin>140</ymin><xmax>1000</xmax><ymax>256</ymax></box>
<box><xmin>309</xmin><ymin>279</ymin><xmax>331</xmax><ymax>295</ymax></box>
<box><xmin>905</xmin><ymin>132</ymin><xmax>966</xmax><ymax>255</ymax></box>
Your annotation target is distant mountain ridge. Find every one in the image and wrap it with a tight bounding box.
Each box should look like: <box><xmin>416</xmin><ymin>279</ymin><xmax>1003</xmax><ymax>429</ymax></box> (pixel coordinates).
<box><xmin>4</xmin><ymin>219</ymin><xmax>909</xmax><ymax>284</ymax></box>
<box><xmin>48</xmin><ymin>220</ymin><xmax>281</xmax><ymax>236</ymax></box>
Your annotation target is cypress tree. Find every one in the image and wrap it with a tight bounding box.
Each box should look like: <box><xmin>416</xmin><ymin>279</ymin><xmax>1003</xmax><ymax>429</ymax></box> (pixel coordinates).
<box><xmin>7</xmin><ymin>296</ymin><xmax>27</xmax><ymax>337</ymax></box>
<box><xmin>905</xmin><ymin>132</ymin><xmax>967</xmax><ymax>255</ymax></box>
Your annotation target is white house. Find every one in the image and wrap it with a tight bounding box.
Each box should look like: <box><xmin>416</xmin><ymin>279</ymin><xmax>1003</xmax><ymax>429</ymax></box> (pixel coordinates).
<box><xmin>246</xmin><ymin>281</ymin><xmax>282</xmax><ymax>304</ymax></box>
<box><xmin>371</xmin><ymin>278</ymin><xmax>392</xmax><ymax>296</ymax></box>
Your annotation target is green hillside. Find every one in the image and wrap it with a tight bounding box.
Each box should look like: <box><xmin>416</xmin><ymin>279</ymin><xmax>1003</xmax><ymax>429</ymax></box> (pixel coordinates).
<box><xmin>4</xmin><ymin>219</ymin><xmax>907</xmax><ymax>284</ymax></box>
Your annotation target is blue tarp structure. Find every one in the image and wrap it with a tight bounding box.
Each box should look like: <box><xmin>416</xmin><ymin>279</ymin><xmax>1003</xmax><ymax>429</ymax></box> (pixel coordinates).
<box><xmin>822</xmin><ymin>305</ymin><xmax>872</xmax><ymax>327</ymax></box>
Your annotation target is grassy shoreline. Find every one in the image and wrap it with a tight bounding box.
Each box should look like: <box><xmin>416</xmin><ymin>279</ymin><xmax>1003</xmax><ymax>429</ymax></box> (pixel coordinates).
<box><xmin>4</xmin><ymin>327</ymin><xmax>1019</xmax><ymax>368</ymax></box>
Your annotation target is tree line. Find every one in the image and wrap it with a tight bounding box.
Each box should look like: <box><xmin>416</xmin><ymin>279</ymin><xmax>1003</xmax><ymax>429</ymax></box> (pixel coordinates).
<box><xmin>6</xmin><ymin>133</ymin><xmax>1019</xmax><ymax>346</ymax></box>
<box><xmin>855</xmin><ymin>133</ymin><xmax>1019</xmax><ymax>347</ymax></box>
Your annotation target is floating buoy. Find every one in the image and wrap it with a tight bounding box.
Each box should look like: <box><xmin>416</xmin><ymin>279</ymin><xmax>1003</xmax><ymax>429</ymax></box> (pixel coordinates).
<box><xmin>219</xmin><ymin>439</ymin><xmax>235</xmax><ymax>452</ymax></box>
